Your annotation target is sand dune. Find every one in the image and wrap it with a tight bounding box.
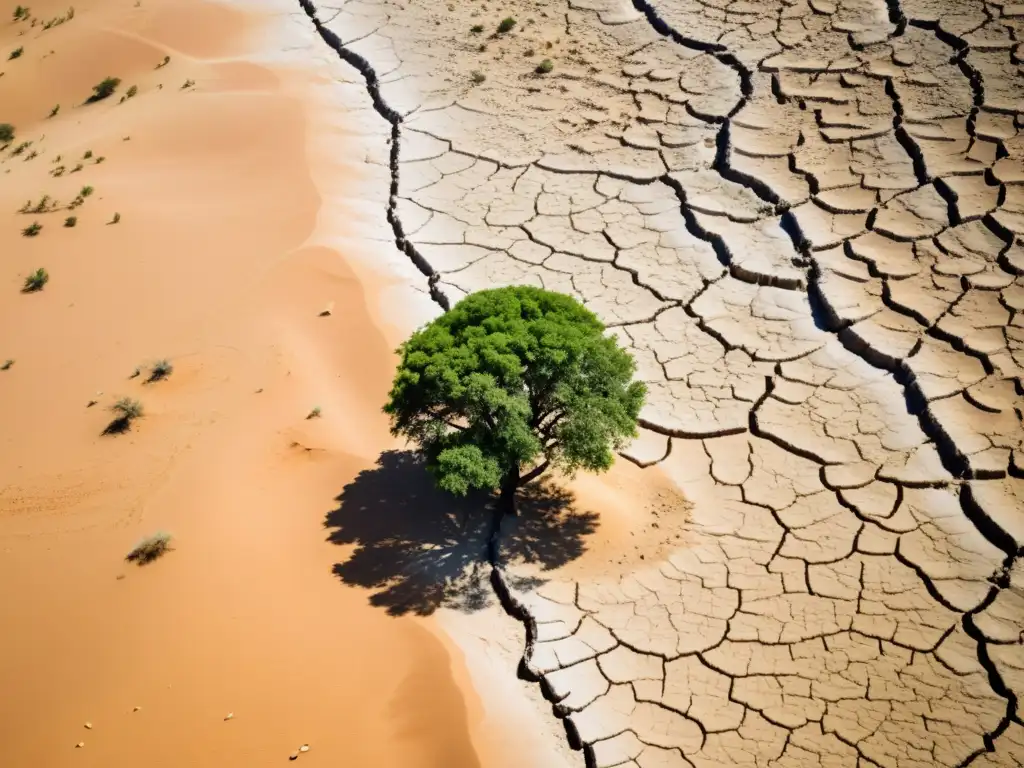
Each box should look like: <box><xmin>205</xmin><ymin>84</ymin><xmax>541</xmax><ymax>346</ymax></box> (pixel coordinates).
<box><xmin>0</xmin><ymin>1</ymin><xmax>490</xmax><ymax>765</ymax></box>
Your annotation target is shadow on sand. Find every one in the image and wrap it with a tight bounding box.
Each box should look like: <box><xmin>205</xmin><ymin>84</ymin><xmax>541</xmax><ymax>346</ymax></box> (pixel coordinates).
<box><xmin>324</xmin><ymin>450</ymin><xmax>599</xmax><ymax>616</ymax></box>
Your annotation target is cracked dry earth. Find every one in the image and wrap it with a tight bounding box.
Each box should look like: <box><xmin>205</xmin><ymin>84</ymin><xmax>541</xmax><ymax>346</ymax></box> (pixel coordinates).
<box><xmin>294</xmin><ymin>0</ymin><xmax>1024</xmax><ymax>764</ymax></box>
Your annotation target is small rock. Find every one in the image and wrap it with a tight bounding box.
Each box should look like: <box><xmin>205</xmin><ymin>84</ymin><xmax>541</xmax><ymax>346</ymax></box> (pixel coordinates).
<box><xmin>319</xmin><ymin>302</ymin><xmax>334</xmax><ymax>317</ymax></box>
<box><xmin>84</xmin><ymin>722</ymin><xmax>92</xmax><ymax>729</ymax></box>
<box><xmin>289</xmin><ymin>752</ymin><xmax>299</xmax><ymax>761</ymax></box>
<box><xmin>299</xmin><ymin>745</ymin><xmax>309</xmax><ymax>753</ymax></box>
<box><xmin>76</xmin><ymin>742</ymin><xmax>85</xmax><ymax>749</ymax></box>
<box><xmin>133</xmin><ymin>706</ymin><xmax>141</xmax><ymax>712</ymax></box>
<box><xmin>224</xmin><ymin>713</ymin><xmax>233</xmax><ymax>721</ymax></box>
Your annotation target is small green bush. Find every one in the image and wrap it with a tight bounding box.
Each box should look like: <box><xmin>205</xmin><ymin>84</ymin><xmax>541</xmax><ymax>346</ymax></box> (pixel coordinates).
<box><xmin>13</xmin><ymin>6</ymin><xmax>29</xmax><ymax>21</ymax></box>
<box><xmin>470</xmin><ymin>23</ymin><xmax>483</xmax><ymax>33</ymax></box>
<box><xmin>0</xmin><ymin>123</ymin><xmax>14</xmax><ymax>143</ymax></box>
<box><xmin>64</xmin><ymin>215</ymin><xmax>76</xmax><ymax>227</ymax></box>
<box><xmin>110</xmin><ymin>212</ymin><xmax>120</xmax><ymax>224</ymax></box>
<box><xmin>156</xmin><ymin>54</ymin><xmax>170</xmax><ymax>69</ymax></box>
<box><xmin>497</xmin><ymin>17</ymin><xmax>516</xmax><ymax>33</ymax></box>
<box><xmin>1</xmin><ymin>359</ymin><xmax>13</xmax><ymax>371</ymax></box>
<box><xmin>80</xmin><ymin>185</ymin><xmax>93</xmax><ymax>197</ymax></box>
<box><xmin>9</xmin><ymin>47</ymin><xmax>24</xmax><ymax>60</ymax></box>
<box><xmin>48</xmin><ymin>104</ymin><xmax>59</xmax><ymax>118</ymax></box>
<box><xmin>126</xmin><ymin>531</ymin><xmax>171</xmax><ymax>564</ymax></box>
<box><xmin>126</xmin><ymin>84</ymin><xmax>138</xmax><ymax>98</ymax></box>
<box><xmin>307</xmin><ymin>406</ymin><xmax>322</xmax><ymax>419</ymax></box>
<box><xmin>22</xmin><ymin>222</ymin><xmax>42</xmax><ymax>238</ymax></box>
<box><xmin>83</xmin><ymin>150</ymin><xmax>92</xmax><ymax>159</ymax></box>
<box><xmin>88</xmin><ymin>76</ymin><xmax>121</xmax><ymax>102</ymax></box>
<box><xmin>22</xmin><ymin>267</ymin><xmax>48</xmax><ymax>291</ymax></box>
<box><xmin>535</xmin><ymin>58</ymin><xmax>554</xmax><ymax>74</ymax></box>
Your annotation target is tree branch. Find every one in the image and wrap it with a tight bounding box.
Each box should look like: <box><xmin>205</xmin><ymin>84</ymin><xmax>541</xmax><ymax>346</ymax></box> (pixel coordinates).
<box><xmin>518</xmin><ymin>459</ymin><xmax>550</xmax><ymax>486</ymax></box>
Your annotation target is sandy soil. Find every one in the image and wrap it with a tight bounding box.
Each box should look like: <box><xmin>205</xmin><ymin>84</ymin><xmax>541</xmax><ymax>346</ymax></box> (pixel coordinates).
<box><xmin>0</xmin><ymin>1</ymin><xmax>489</xmax><ymax>765</ymax></box>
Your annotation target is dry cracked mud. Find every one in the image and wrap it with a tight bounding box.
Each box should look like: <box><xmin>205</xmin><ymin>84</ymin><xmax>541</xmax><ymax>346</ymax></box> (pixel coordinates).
<box><xmin>290</xmin><ymin>0</ymin><xmax>1024</xmax><ymax>764</ymax></box>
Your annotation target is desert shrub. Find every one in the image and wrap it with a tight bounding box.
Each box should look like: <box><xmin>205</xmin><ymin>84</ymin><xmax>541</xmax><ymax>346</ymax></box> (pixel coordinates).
<box><xmin>0</xmin><ymin>123</ymin><xmax>15</xmax><ymax>143</ymax></box>
<box><xmin>148</xmin><ymin>359</ymin><xmax>172</xmax><ymax>381</ymax></box>
<box><xmin>1</xmin><ymin>359</ymin><xmax>13</xmax><ymax>371</ymax></box>
<box><xmin>64</xmin><ymin>215</ymin><xmax>76</xmax><ymax>227</ymax></box>
<box><xmin>104</xmin><ymin>396</ymin><xmax>143</xmax><ymax>433</ymax></box>
<box><xmin>156</xmin><ymin>54</ymin><xmax>170</xmax><ymax>68</ymax></box>
<box><xmin>9</xmin><ymin>47</ymin><xmax>24</xmax><ymax>60</ymax></box>
<box><xmin>470</xmin><ymin>23</ymin><xmax>483</xmax><ymax>33</ymax></box>
<box><xmin>22</xmin><ymin>222</ymin><xmax>42</xmax><ymax>238</ymax></box>
<box><xmin>13</xmin><ymin>6</ymin><xmax>30</xmax><ymax>20</ymax></box>
<box><xmin>307</xmin><ymin>406</ymin><xmax>322</xmax><ymax>419</ymax></box>
<box><xmin>471</xmin><ymin>70</ymin><xmax>486</xmax><ymax>84</ymax></box>
<box><xmin>110</xmin><ymin>212</ymin><xmax>120</xmax><ymax>224</ymax></box>
<box><xmin>88</xmin><ymin>76</ymin><xmax>120</xmax><ymax>102</ymax></box>
<box><xmin>48</xmin><ymin>104</ymin><xmax>59</xmax><ymax>117</ymax></box>
<box><xmin>83</xmin><ymin>150</ymin><xmax>92</xmax><ymax>159</ymax></box>
<box><xmin>80</xmin><ymin>185</ymin><xmax>93</xmax><ymax>197</ymax></box>
<box><xmin>11</xmin><ymin>140</ymin><xmax>30</xmax><ymax>155</ymax></box>
<box><xmin>181</xmin><ymin>78</ymin><xmax>195</xmax><ymax>89</ymax></box>
<box><xmin>125</xmin><ymin>532</ymin><xmax>172</xmax><ymax>564</ymax></box>
<box><xmin>126</xmin><ymin>85</ymin><xmax>137</xmax><ymax>98</ymax></box>
<box><xmin>22</xmin><ymin>267</ymin><xmax>48</xmax><ymax>290</ymax></box>
<box><xmin>497</xmin><ymin>16</ymin><xmax>516</xmax><ymax>33</ymax></box>
<box><xmin>536</xmin><ymin>58</ymin><xmax>554</xmax><ymax>74</ymax></box>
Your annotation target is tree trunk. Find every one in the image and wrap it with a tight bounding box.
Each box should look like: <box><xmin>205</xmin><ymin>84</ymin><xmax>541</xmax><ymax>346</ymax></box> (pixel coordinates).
<box><xmin>498</xmin><ymin>465</ymin><xmax>520</xmax><ymax>518</ymax></box>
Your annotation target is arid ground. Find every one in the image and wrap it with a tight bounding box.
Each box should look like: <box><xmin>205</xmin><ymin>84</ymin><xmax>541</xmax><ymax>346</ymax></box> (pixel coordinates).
<box><xmin>1</xmin><ymin>0</ymin><xmax>1023</xmax><ymax>766</ymax></box>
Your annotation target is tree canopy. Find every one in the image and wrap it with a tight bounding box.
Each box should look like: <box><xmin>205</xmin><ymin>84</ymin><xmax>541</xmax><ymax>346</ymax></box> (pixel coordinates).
<box><xmin>383</xmin><ymin>286</ymin><xmax>646</xmax><ymax>512</ymax></box>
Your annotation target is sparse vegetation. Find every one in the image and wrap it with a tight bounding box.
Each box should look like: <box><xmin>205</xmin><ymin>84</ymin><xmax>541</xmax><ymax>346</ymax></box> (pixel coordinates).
<box><xmin>147</xmin><ymin>359</ymin><xmax>172</xmax><ymax>381</ymax></box>
<box><xmin>13</xmin><ymin>5</ymin><xmax>30</xmax><ymax>21</ymax></box>
<box><xmin>307</xmin><ymin>406</ymin><xmax>322</xmax><ymax>419</ymax></box>
<box><xmin>87</xmin><ymin>76</ymin><xmax>121</xmax><ymax>102</ymax></box>
<box><xmin>22</xmin><ymin>222</ymin><xmax>42</xmax><ymax>238</ymax></box>
<box><xmin>64</xmin><ymin>215</ymin><xmax>76</xmax><ymax>227</ymax></box>
<box><xmin>11</xmin><ymin>140</ymin><xmax>31</xmax><ymax>155</ymax></box>
<box><xmin>94</xmin><ymin>156</ymin><xmax>105</xmax><ymax>163</ymax></box>
<box><xmin>125</xmin><ymin>532</ymin><xmax>172</xmax><ymax>565</ymax></box>
<box><xmin>470</xmin><ymin>23</ymin><xmax>483</xmax><ymax>33</ymax></box>
<box><xmin>524</xmin><ymin>48</ymin><xmax>535</xmax><ymax>57</ymax></box>
<box><xmin>83</xmin><ymin>150</ymin><xmax>92</xmax><ymax>159</ymax></box>
<box><xmin>497</xmin><ymin>16</ymin><xmax>516</xmax><ymax>33</ymax></box>
<box><xmin>22</xmin><ymin>267</ymin><xmax>48</xmax><ymax>291</ymax></box>
<box><xmin>156</xmin><ymin>54</ymin><xmax>170</xmax><ymax>69</ymax></box>
<box><xmin>105</xmin><ymin>396</ymin><xmax>143</xmax><ymax>434</ymax></box>
<box><xmin>471</xmin><ymin>70</ymin><xmax>486</xmax><ymax>84</ymax></box>
<box><xmin>71</xmin><ymin>162</ymin><xmax>83</xmax><ymax>173</ymax></box>
<box><xmin>181</xmin><ymin>78</ymin><xmax>195</xmax><ymax>89</ymax></box>
<box><xmin>0</xmin><ymin>123</ymin><xmax>14</xmax><ymax>143</ymax></box>
<box><xmin>80</xmin><ymin>185</ymin><xmax>94</xmax><ymax>197</ymax></box>
<box><xmin>535</xmin><ymin>58</ymin><xmax>554</xmax><ymax>74</ymax></box>
<box><xmin>110</xmin><ymin>212</ymin><xmax>120</xmax><ymax>224</ymax></box>
<box><xmin>9</xmin><ymin>46</ymin><xmax>24</xmax><ymax>60</ymax></box>
<box><xmin>48</xmin><ymin>104</ymin><xmax>59</xmax><ymax>118</ymax></box>
<box><xmin>126</xmin><ymin>84</ymin><xmax>138</xmax><ymax>98</ymax></box>
<box><xmin>1</xmin><ymin>359</ymin><xmax>13</xmax><ymax>371</ymax></box>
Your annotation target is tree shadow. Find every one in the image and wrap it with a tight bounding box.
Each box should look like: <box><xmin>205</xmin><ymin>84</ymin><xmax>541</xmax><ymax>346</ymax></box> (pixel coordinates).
<box><xmin>324</xmin><ymin>450</ymin><xmax>599</xmax><ymax>616</ymax></box>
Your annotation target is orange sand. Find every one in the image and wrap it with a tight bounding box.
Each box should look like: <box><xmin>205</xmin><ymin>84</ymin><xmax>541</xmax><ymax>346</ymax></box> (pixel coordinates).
<box><xmin>0</xmin><ymin>1</ymin><xmax>485</xmax><ymax>765</ymax></box>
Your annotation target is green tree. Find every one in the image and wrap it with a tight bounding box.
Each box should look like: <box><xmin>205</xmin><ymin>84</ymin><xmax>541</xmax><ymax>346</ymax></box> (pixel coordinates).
<box><xmin>384</xmin><ymin>286</ymin><xmax>645</xmax><ymax>516</ymax></box>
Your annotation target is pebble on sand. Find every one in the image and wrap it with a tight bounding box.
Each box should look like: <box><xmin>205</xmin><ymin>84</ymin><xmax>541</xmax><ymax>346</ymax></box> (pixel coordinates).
<box><xmin>224</xmin><ymin>713</ymin><xmax>234</xmax><ymax>721</ymax></box>
<box><xmin>133</xmin><ymin>706</ymin><xmax>141</xmax><ymax>712</ymax></box>
<box><xmin>75</xmin><ymin>742</ymin><xmax>84</xmax><ymax>749</ymax></box>
<box><xmin>84</xmin><ymin>722</ymin><xmax>92</xmax><ymax>729</ymax></box>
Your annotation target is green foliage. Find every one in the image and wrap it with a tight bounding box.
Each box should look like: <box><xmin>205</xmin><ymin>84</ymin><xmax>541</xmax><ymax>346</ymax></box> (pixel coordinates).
<box><xmin>64</xmin><ymin>215</ymin><xmax>76</xmax><ymax>227</ymax></box>
<box><xmin>470</xmin><ymin>23</ymin><xmax>483</xmax><ymax>33</ymax></box>
<box><xmin>0</xmin><ymin>123</ymin><xmax>15</xmax><ymax>143</ymax></box>
<box><xmin>88</xmin><ymin>76</ymin><xmax>120</xmax><ymax>102</ymax></box>
<box><xmin>384</xmin><ymin>286</ymin><xmax>645</xmax><ymax>503</ymax></box>
<box><xmin>126</xmin><ymin>84</ymin><xmax>137</xmax><ymax>98</ymax></box>
<box><xmin>9</xmin><ymin>46</ymin><xmax>23</xmax><ymax>60</ymax></box>
<box><xmin>13</xmin><ymin>6</ymin><xmax>30</xmax><ymax>21</ymax></box>
<box><xmin>307</xmin><ymin>406</ymin><xmax>322</xmax><ymax>419</ymax></box>
<box><xmin>22</xmin><ymin>267</ymin><xmax>47</xmax><ymax>290</ymax></box>
<box><xmin>22</xmin><ymin>222</ymin><xmax>41</xmax><ymax>238</ymax></box>
<box><xmin>83</xmin><ymin>150</ymin><xmax>92</xmax><ymax>159</ymax></box>
<box><xmin>80</xmin><ymin>185</ymin><xmax>93</xmax><ymax>197</ymax></box>
<box><xmin>497</xmin><ymin>16</ymin><xmax>516</xmax><ymax>33</ymax></box>
<box><xmin>148</xmin><ymin>358</ymin><xmax>172</xmax><ymax>381</ymax></box>
<box><xmin>535</xmin><ymin>58</ymin><xmax>554</xmax><ymax>74</ymax></box>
